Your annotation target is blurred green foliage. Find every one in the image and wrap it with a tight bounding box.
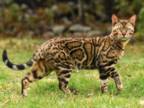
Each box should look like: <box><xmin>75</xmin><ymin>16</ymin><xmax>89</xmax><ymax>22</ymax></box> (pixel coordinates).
<box><xmin>137</xmin><ymin>7</ymin><xmax>144</xmax><ymax>40</ymax></box>
<box><xmin>0</xmin><ymin>0</ymin><xmax>144</xmax><ymax>39</ymax></box>
<box><xmin>115</xmin><ymin>0</ymin><xmax>143</xmax><ymax>15</ymax></box>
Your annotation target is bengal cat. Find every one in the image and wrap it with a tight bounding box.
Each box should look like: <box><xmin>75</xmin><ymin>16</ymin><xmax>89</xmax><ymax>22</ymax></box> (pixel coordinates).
<box><xmin>2</xmin><ymin>14</ymin><xmax>136</xmax><ymax>96</ymax></box>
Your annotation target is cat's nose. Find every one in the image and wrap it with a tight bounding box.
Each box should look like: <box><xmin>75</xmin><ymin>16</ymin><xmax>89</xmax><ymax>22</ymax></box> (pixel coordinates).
<box><xmin>122</xmin><ymin>31</ymin><xmax>126</xmax><ymax>35</ymax></box>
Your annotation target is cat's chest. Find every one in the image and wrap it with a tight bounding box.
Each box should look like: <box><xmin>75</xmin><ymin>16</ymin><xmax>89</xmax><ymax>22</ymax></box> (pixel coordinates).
<box><xmin>100</xmin><ymin>47</ymin><xmax>124</xmax><ymax>61</ymax></box>
<box><xmin>106</xmin><ymin>49</ymin><xmax>124</xmax><ymax>59</ymax></box>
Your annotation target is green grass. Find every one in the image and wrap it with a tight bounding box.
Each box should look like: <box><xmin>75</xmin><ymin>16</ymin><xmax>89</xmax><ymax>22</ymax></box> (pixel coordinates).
<box><xmin>0</xmin><ymin>38</ymin><xmax>144</xmax><ymax>108</ymax></box>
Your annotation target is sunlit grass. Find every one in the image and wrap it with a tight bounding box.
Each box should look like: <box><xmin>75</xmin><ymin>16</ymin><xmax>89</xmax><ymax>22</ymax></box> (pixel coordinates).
<box><xmin>0</xmin><ymin>38</ymin><xmax>144</xmax><ymax>108</ymax></box>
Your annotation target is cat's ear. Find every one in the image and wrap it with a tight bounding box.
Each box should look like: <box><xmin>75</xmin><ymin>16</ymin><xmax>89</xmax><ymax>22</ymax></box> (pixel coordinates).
<box><xmin>112</xmin><ymin>14</ymin><xmax>119</xmax><ymax>25</ymax></box>
<box><xmin>129</xmin><ymin>15</ymin><xmax>136</xmax><ymax>26</ymax></box>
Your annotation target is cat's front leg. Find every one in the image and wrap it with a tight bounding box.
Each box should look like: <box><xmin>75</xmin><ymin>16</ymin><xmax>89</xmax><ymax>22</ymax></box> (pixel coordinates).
<box><xmin>99</xmin><ymin>68</ymin><xmax>109</xmax><ymax>93</ymax></box>
<box><xmin>100</xmin><ymin>77</ymin><xmax>109</xmax><ymax>93</ymax></box>
<box><xmin>109</xmin><ymin>68</ymin><xmax>123</xmax><ymax>92</ymax></box>
<box><xmin>112</xmin><ymin>74</ymin><xmax>123</xmax><ymax>91</ymax></box>
<box><xmin>99</xmin><ymin>65</ymin><xmax>123</xmax><ymax>93</ymax></box>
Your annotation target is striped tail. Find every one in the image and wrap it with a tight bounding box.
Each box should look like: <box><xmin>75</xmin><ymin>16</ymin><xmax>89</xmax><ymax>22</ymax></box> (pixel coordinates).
<box><xmin>2</xmin><ymin>50</ymin><xmax>33</xmax><ymax>70</ymax></box>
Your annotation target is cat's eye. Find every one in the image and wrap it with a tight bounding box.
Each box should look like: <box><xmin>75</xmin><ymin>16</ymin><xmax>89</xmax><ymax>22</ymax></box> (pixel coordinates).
<box><xmin>117</xmin><ymin>24</ymin><xmax>123</xmax><ymax>28</ymax></box>
<box><xmin>128</xmin><ymin>29</ymin><xmax>134</xmax><ymax>33</ymax></box>
<box><xmin>128</xmin><ymin>32</ymin><xmax>133</xmax><ymax>35</ymax></box>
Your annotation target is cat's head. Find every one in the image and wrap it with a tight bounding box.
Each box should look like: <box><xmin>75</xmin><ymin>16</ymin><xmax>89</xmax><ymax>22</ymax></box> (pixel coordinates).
<box><xmin>111</xmin><ymin>14</ymin><xmax>136</xmax><ymax>41</ymax></box>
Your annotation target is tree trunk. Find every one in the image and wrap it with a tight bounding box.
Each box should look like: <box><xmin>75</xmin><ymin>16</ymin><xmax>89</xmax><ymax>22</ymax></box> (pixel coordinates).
<box><xmin>78</xmin><ymin>0</ymin><xmax>85</xmax><ymax>24</ymax></box>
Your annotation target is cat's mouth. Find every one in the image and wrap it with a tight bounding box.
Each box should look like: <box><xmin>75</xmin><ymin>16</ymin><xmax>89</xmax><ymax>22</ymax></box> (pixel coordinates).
<box><xmin>119</xmin><ymin>36</ymin><xmax>130</xmax><ymax>41</ymax></box>
<box><xmin>121</xmin><ymin>37</ymin><xmax>128</xmax><ymax>41</ymax></box>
